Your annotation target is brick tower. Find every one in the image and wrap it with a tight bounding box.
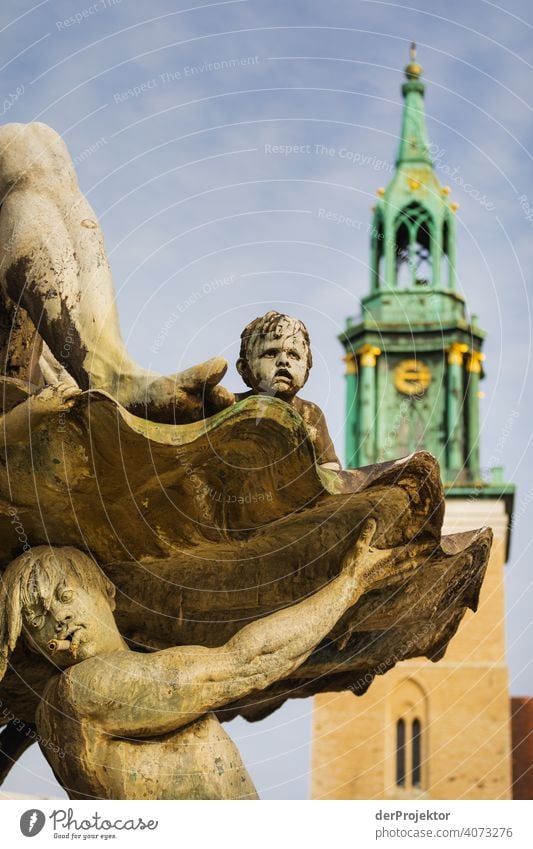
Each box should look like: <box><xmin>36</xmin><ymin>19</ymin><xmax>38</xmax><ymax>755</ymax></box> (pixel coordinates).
<box><xmin>311</xmin><ymin>46</ymin><xmax>515</xmax><ymax>800</ymax></box>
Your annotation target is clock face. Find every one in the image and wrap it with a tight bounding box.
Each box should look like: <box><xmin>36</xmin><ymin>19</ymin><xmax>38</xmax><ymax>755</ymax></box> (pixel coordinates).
<box><xmin>393</xmin><ymin>359</ymin><xmax>432</xmax><ymax>396</ymax></box>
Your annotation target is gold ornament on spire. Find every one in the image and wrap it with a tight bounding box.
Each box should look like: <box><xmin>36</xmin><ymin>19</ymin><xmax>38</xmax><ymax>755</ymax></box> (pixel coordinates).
<box><xmin>405</xmin><ymin>41</ymin><xmax>422</xmax><ymax>80</ymax></box>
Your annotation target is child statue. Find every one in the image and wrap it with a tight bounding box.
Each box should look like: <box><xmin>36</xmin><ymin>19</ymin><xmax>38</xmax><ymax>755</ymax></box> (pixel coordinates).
<box><xmin>234</xmin><ymin>311</ymin><xmax>341</xmax><ymax>470</ymax></box>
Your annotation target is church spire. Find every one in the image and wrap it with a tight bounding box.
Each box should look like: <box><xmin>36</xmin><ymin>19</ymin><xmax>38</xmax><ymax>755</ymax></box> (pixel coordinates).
<box><xmin>368</xmin><ymin>45</ymin><xmax>458</xmax><ymax>294</ymax></box>
<box><xmin>396</xmin><ymin>43</ymin><xmax>432</xmax><ymax>166</ymax></box>
<box><xmin>340</xmin><ymin>48</ymin><xmax>488</xmax><ymax>485</ymax></box>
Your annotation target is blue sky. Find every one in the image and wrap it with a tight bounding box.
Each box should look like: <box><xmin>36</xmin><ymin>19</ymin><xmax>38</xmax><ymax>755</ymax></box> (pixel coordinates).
<box><xmin>1</xmin><ymin>0</ymin><xmax>532</xmax><ymax>800</ymax></box>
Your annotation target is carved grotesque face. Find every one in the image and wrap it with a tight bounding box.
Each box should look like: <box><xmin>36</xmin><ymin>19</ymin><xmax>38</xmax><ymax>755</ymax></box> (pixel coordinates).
<box><xmin>239</xmin><ymin>327</ymin><xmax>310</xmax><ymax>401</ymax></box>
<box><xmin>23</xmin><ymin>575</ymin><xmax>118</xmax><ymax>667</ymax></box>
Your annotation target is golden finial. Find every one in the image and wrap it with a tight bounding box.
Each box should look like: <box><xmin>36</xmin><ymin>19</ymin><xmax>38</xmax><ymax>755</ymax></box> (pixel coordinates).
<box><xmin>405</xmin><ymin>41</ymin><xmax>422</xmax><ymax>80</ymax></box>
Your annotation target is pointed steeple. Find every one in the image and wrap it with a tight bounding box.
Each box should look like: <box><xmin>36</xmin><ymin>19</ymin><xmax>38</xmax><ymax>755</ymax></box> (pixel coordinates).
<box><xmin>396</xmin><ymin>43</ymin><xmax>432</xmax><ymax>167</ymax></box>
<box><xmin>340</xmin><ymin>47</ymin><xmax>490</xmax><ymax>488</ymax></box>
<box><xmin>368</xmin><ymin>45</ymin><xmax>458</xmax><ymax>296</ymax></box>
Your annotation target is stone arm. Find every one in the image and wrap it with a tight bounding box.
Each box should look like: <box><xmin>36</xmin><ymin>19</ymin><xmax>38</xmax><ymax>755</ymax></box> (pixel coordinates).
<box><xmin>0</xmin><ymin>122</ymin><xmax>233</xmax><ymax>421</ymax></box>
<box><xmin>299</xmin><ymin>401</ymin><xmax>341</xmax><ymax>470</ymax></box>
<box><xmin>67</xmin><ymin>520</ymin><xmax>384</xmax><ymax>737</ymax></box>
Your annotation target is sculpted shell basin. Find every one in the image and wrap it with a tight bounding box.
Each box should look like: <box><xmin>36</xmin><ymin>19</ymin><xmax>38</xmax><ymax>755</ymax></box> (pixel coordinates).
<box><xmin>0</xmin><ymin>381</ymin><xmax>491</xmax><ymax>724</ymax></box>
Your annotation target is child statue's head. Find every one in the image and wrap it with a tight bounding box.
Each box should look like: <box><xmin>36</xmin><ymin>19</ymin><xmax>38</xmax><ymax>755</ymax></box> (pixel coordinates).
<box><xmin>236</xmin><ymin>311</ymin><xmax>312</xmax><ymax>402</ymax></box>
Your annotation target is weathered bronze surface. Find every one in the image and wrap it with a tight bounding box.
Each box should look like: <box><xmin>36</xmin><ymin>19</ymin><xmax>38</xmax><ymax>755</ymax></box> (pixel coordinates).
<box><xmin>0</xmin><ymin>122</ymin><xmax>492</xmax><ymax>799</ymax></box>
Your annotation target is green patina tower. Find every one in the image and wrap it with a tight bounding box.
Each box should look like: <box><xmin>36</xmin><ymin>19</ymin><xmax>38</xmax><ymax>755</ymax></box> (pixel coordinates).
<box><xmin>341</xmin><ymin>46</ymin><xmax>503</xmax><ymax>495</ymax></box>
<box><xmin>312</xmin><ymin>49</ymin><xmax>518</xmax><ymax>802</ymax></box>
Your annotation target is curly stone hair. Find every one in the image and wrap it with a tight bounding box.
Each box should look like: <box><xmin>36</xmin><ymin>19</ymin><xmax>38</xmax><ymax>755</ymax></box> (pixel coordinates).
<box><xmin>0</xmin><ymin>546</ymin><xmax>115</xmax><ymax>682</ymax></box>
<box><xmin>237</xmin><ymin>310</ymin><xmax>313</xmax><ymax>388</ymax></box>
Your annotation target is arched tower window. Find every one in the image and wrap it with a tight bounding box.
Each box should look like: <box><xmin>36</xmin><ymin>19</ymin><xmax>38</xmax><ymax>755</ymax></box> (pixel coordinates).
<box><xmin>394</xmin><ymin>203</ymin><xmax>434</xmax><ymax>288</ymax></box>
<box><xmin>395</xmin><ymin>221</ymin><xmax>411</xmax><ymax>288</ymax></box>
<box><xmin>395</xmin><ymin>717</ymin><xmax>423</xmax><ymax>789</ymax></box>
<box><xmin>371</xmin><ymin>212</ymin><xmax>385</xmax><ymax>291</ymax></box>
<box><xmin>388</xmin><ymin>679</ymin><xmax>428</xmax><ymax>794</ymax></box>
<box><xmin>441</xmin><ymin>218</ymin><xmax>450</xmax><ymax>288</ymax></box>
<box><xmin>396</xmin><ymin>719</ymin><xmax>406</xmax><ymax>786</ymax></box>
<box><xmin>412</xmin><ymin>718</ymin><xmax>422</xmax><ymax>787</ymax></box>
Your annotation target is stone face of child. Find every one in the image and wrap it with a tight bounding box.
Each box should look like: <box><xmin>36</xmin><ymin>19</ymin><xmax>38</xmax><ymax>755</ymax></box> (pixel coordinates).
<box><xmin>236</xmin><ymin>311</ymin><xmax>341</xmax><ymax>469</ymax></box>
<box><xmin>236</xmin><ymin>313</ymin><xmax>311</xmax><ymax>403</ymax></box>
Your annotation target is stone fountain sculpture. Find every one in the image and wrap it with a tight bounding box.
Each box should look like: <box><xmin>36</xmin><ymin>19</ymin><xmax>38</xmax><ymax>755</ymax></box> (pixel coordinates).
<box><xmin>0</xmin><ymin>123</ymin><xmax>492</xmax><ymax>799</ymax></box>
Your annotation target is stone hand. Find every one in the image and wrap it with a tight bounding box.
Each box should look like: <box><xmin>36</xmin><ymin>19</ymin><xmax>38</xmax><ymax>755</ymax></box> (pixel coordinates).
<box><xmin>342</xmin><ymin>517</ymin><xmax>430</xmax><ymax>607</ymax></box>
<box><xmin>32</xmin><ymin>381</ymin><xmax>82</xmax><ymax>414</ymax></box>
<box><xmin>341</xmin><ymin>518</ymin><xmax>379</xmax><ymax>599</ymax></box>
<box><xmin>175</xmin><ymin>357</ymin><xmax>234</xmax><ymax>417</ymax></box>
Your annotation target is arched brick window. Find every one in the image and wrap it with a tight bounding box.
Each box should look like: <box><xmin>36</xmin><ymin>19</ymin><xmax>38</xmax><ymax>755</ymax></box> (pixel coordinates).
<box><xmin>389</xmin><ymin>679</ymin><xmax>428</xmax><ymax>793</ymax></box>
